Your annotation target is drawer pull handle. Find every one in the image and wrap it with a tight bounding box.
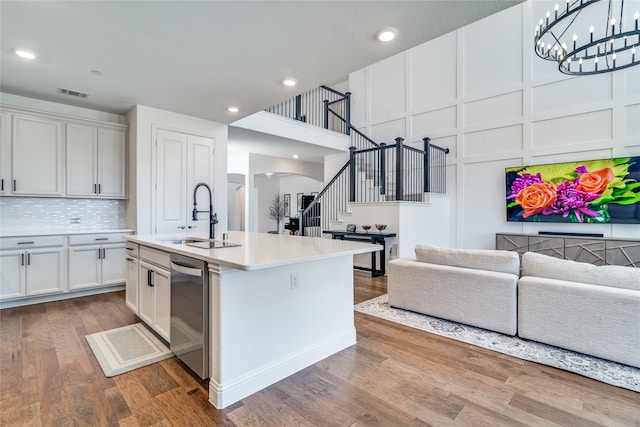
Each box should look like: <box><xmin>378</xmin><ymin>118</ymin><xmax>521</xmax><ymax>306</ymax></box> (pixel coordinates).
<box><xmin>17</xmin><ymin>241</ymin><xmax>35</xmax><ymax>245</ymax></box>
<box><xmin>94</xmin><ymin>238</ymin><xmax>109</xmax><ymax>241</ymax></box>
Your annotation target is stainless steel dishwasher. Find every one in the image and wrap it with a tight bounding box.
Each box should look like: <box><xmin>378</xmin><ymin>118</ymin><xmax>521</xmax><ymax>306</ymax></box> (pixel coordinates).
<box><xmin>170</xmin><ymin>253</ymin><xmax>209</xmax><ymax>379</ymax></box>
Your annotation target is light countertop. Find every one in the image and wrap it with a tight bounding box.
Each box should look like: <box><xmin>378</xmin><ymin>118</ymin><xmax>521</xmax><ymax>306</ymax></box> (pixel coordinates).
<box><xmin>0</xmin><ymin>229</ymin><xmax>134</xmax><ymax>238</ymax></box>
<box><xmin>125</xmin><ymin>231</ymin><xmax>380</xmax><ymax>271</ymax></box>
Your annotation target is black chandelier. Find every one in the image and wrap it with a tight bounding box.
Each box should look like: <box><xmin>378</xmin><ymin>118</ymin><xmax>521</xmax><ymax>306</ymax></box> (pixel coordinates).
<box><xmin>534</xmin><ymin>0</ymin><xmax>640</xmax><ymax>75</ymax></box>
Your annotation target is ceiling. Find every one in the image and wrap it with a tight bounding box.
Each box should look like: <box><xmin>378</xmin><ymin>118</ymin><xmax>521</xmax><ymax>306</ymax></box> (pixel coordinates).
<box><xmin>1</xmin><ymin>1</ymin><xmax>523</xmax><ymax>126</ymax></box>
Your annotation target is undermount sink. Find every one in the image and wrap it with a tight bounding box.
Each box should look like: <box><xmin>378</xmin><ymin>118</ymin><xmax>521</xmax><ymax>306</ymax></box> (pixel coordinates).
<box><xmin>160</xmin><ymin>237</ymin><xmax>239</xmax><ymax>248</ymax></box>
<box><xmin>186</xmin><ymin>240</ymin><xmax>240</xmax><ymax>249</ymax></box>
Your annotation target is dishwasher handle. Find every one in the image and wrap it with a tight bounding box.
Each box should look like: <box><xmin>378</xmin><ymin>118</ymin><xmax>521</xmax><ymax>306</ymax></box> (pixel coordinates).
<box><xmin>170</xmin><ymin>261</ymin><xmax>203</xmax><ymax>277</ymax></box>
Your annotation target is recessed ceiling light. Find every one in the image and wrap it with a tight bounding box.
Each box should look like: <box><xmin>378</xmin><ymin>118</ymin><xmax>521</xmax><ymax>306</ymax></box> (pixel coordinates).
<box><xmin>227</xmin><ymin>106</ymin><xmax>239</xmax><ymax>113</ymax></box>
<box><xmin>292</xmin><ymin>154</ymin><xmax>299</xmax><ymax>159</ymax></box>
<box><xmin>14</xmin><ymin>48</ymin><xmax>37</xmax><ymax>60</ymax></box>
<box><xmin>375</xmin><ymin>28</ymin><xmax>398</xmax><ymax>42</ymax></box>
<box><xmin>282</xmin><ymin>78</ymin><xmax>297</xmax><ymax>87</ymax></box>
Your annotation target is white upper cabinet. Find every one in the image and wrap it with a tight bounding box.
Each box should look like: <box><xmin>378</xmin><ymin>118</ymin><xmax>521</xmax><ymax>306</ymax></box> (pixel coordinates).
<box><xmin>155</xmin><ymin>129</ymin><xmax>214</xmax><ymax>234</ymax></box>
<box><xmin>0</xmin><ymin>112</ymin><xmax>9</xmax><ymax>194</ymax></box>
<box><xmin>11</xmin><ymin>114</ymin><xmax>63</xmax><ymax>196</ymax></box>
<box><xmin>66</xmin><ymin>123</ymin><xmax>126</xmax><ymax>198</ymax></box>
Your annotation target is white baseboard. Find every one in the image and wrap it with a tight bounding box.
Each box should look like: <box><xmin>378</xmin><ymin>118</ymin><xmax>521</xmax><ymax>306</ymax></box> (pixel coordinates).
<box><xmin>208</xmin><ymin>328</ymin><xmax>356</xmax><ymax>409</ymax></box>
<box><xmin>0</xmin><ymin>284</ymin><xmax>125</xmax><ymax>309</ymax></box>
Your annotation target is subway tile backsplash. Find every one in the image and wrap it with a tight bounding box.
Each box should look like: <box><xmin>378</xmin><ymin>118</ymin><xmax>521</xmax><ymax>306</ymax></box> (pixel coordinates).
<box><xmin>0</xmin><ymin>197</ymin><xmax>127</xmax><ymax>233</ymax></box>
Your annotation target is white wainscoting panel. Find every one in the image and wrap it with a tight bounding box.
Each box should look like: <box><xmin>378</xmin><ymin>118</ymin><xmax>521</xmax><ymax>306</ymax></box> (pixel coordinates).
<box><xmin>462</xmin><ymin>5</ymin><xmax>522</xmax><ymax>97</ymax></box>
<box><xmin>624</xmin><ymin>104</ymin><xmax>640</xmax><ymax>138</ymax></box>
<box><xmin>349</xmin><ymin>70</ymin><xmax>367</xmax><ymax>125</ymax></box>
<box><xmin>461</xmin><ymin>158</ymin><xmax>520</xmax><ymax>248</ymax></box>
<box><xmin>369</xmin><ymin>53</ymin><xmax>406</xmax><ymax>122</ymax></box>
<box><xmin>531</xmin><ymin>110</ymin><xmax>612</xmax><ymax>148</ymax></box>
<box><xmin>431</xmin><ymin>135</ymin><xmax>457</xmax><ymax>158</ymax></box>
<box><xmin>463</xmin><ymin>125</ymin><xmax>523</xmax><ymax>158</ymax></box>
<box><xmin>532</xmin><ymin>149</ymin><xmax>614</xmax><ymax>166</ymax></box>
<box><xmin>624</xmin><ymin>67</ymin><xmax>640</xmax><ymax>96</ymax></box>
<box><xmin>410</xmin><ymin>32</ymin><xmax>457</xmax><ymax>110</ymax></box>
<box><xmin>532</xmin><ymin>75</ymin><xmax>612</xmax><ymax>114</ymax></box>
<box><xmin>370</xmin><ymin>118</ymin><xmax>406</xmax><ymax>143</ymax></box>
<box><xmin>412</xmin><ymin>106</ymin><xmax>457</xmax><ymax>137</ymax></box>
<box><xmin>464</xmin><ymin>91</ymin><xmax>522</xmax><ymax>127</ymax></box>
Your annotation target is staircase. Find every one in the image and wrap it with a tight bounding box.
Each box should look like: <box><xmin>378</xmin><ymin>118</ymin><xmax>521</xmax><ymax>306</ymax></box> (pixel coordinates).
<box><xmin>264</xmin><ymin>85</ymin><xmax>449</xmax><ymax>237</ymax></box>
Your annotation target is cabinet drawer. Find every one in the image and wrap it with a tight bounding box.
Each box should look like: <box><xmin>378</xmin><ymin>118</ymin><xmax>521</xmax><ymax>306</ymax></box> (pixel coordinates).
<box><xmin>68</xmin><ymin>233</ymin><xmax>130</xmax><ymax>246</ymax></box>
<box><xmin>125</xmin><ymin>242</ymin><xmax>139</xmax><ymax>258</ymax></box>
<box><xmin>139</xmin><ymin>245</ymin><xmax>170</xmax><ymax>269</ymax></box>
<box><xmin>0</xmin><ymin>235</ymin><xmax>65</xmax><ymax>250</ymax></box>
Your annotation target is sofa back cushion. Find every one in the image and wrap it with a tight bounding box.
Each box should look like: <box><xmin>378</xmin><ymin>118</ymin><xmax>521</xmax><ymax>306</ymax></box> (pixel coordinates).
<box><xmin>414</xmin><ymin>244</ymin><xmax>520</xmax><ymax>276</ymax></box>
<box><xmin>521</xmin><ymin>251</ymin><xmax>640</xmax><ymax>291</ymax></box>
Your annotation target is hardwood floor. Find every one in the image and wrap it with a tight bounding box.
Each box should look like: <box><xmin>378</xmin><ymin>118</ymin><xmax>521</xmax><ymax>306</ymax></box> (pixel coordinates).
<box><xmin>1</xmin><ymin>271</ymin><xmax>638</xmax><ymax>426</ymax></box>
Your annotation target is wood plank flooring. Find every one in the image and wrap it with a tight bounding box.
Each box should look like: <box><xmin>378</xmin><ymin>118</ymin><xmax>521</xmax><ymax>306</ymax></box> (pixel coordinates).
<box><xmin>1</xmin><ymin>271</ymin><xmax>639</xmax><ymax>426</ymax></box>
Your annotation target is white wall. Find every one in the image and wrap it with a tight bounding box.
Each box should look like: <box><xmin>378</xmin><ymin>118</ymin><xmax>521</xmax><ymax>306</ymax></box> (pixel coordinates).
<box><xmin>349</xmin><ymin>0</ymin><xmax>640</xmax><ymax>249</ymax></box>
<box><xmin>230</xmin><ymin>152</ymin><xmax>324</xmax><ymax>232</ymax></box>
<box><xmin>280</xmin><ymin>174</ymin><xmax>323</xmax><ymax>218</ymax></box>
<box><xmin>127</xmin><ymin>104</ymin><xmax>228</xmax><ymax>235</ymax></box>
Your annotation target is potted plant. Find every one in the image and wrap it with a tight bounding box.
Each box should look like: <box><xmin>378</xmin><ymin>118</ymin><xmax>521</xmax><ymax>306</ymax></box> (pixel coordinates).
<box><xmin>267</xmin><ymin>192</ymin><xmax>286</xmax><ymax>233</ymax></box>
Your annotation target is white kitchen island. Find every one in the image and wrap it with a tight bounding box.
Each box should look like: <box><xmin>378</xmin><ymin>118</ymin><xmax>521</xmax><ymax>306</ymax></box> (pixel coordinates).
<box><xmin>124</xmin><ymin>231</ymin><xmax>379</xmax><ymax>408</ymax></box>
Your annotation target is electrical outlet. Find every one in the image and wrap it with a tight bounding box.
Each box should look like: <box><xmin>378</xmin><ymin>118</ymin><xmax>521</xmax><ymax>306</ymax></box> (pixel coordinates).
<box><xmin>290</xmin><ymin>272</ymin><xmax>300</xmax><ymax>290</ymax></box>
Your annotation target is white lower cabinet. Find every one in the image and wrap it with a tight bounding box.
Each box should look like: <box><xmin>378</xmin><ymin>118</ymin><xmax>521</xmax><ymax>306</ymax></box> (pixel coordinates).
<box><xmin>0</xmin><ymin>238</ymin><xmax>66</xmax><ymax>299</ymax></box>
<box><xmin>125</xmin><ymin>254</ymin><xmax>139</xmax><ymax>313</ymax></box>
<box><xmin>68</xmin><ymin>234</ymin><xmax>127</xmax><ymax>291</ymax></box>
<box><xmin>138</xmin><ymin>259</ymin><xmax>171</xmax><ymax>341</ymax></box>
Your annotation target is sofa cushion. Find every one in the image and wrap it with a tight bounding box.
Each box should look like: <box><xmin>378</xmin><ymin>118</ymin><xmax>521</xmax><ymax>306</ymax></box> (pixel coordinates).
<box><xmin>521</xmin><ymin>251</ymin><xmax>640</xmax><ymax>291</ymax></box>
<box><xmin>414</xmin><ymin>244</ymin><xmax>520</xmax><ymax>276</ymax></box>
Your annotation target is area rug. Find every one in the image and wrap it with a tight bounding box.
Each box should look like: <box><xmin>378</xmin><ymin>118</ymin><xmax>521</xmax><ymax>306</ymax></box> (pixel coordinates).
<box><xmin>86</xmin><ymin>323</ymin><xmax>173</xmax><ymax>377</ymax></box>
<box><xmin>355</xmin><ymin>294</ymin><xmax>640</xmax><ymax>393</ymax></box>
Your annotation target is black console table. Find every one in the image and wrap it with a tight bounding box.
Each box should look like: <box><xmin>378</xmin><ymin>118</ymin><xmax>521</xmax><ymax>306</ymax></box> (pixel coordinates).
<box><xmin>323</xmin><ymin>230</ymin><xmax>397</xmax><ymax>276</ymax></box>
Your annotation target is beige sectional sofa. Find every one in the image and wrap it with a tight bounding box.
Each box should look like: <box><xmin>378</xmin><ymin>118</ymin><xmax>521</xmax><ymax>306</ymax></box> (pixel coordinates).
<box><xmin>518</xmin><ymin>251</ymin><xmax>640</xmax><ymax>368</ymax></box>
<box><xmin>388</xmin><ymin>244</ymin><xmax>640</xmax><ymax>368</ymax></box>
<box><xmin>388</xmin><ymin>244</ymin><xmax>520</xmax><ymax>336</ymax></box>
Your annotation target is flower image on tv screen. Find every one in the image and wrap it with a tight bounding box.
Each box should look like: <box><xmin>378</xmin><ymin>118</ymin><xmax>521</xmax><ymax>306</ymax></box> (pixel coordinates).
<box><xmin>506</xmin><ymin>157</ymin><xmax>640</xmax><ymax>224</ymax></box>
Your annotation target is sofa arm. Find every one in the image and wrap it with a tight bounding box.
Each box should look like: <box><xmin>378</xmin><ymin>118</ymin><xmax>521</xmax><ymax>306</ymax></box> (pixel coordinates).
<box><xmin>518</xmin><ymin>276</ymin><xmax>640</xmax><ymax>368</ymax></box>
<box><xmin>388</xmin><ymin>258</ymin><xmax>519</xmax><ymax>335</ymax></box>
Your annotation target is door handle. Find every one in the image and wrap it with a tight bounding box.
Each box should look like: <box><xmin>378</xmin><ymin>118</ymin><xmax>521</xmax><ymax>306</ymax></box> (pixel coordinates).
<box><xmin>94</xmin><ymin>183</ymin><xmax>98</xmax><ymax>194</ymax></box>
<box><xmin>98</xmin><ymin>184</ymin><xmax>101</xmax><ymax>194</ymax></box>
<box><xmin>21</xmin><ymin>253</ymin><xmax>25</xmax><ymax>266</ymax></box>
<box><xmin>1</xmin><ymin>179</ymin><xmax>3</xmax><ymax>191</ymax></box>
<box><xmin>98</xmin><ymin>248</ymin><xmax>102</xmax><ymax>259</ymax></box>
<box><xmin>148</xmin><ymin>270</ymin><xmax>154</xmax><ymax>287</ymax></box>
<box><xmin>27</xmin><ymin>253</ymin><xmax>31</xmax><ymax>265</ymax></box>
<box><xmin>102</xmin><ymin>248</ymin><xmax>106</xmax><ymax>259</ymax></box>
<box><xmin>13</xmin><ymin>180</ymin><xmax>16</xmax><ymax>191</ymax></box>
<box><xmin>177</xmin><ymin>226</ymin><xmax>186</xmax><ymax>229</ymax></box>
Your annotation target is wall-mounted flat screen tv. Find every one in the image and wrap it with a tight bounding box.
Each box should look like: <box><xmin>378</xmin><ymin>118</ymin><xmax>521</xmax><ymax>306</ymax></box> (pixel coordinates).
<box><xmin>506</xmin><ymin>157</ymin><xmax>640</xmax><ymax>224</ymax></box>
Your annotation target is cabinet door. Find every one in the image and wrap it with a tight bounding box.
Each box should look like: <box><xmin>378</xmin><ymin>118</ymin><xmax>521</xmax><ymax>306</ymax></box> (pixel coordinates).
<box><xmin>155</xmin><ymin>129</ymin><xmax>187</xmax><ymax>233</ymax></box>
<box><xmin>0</xmin><ymin>112</ymin><xmax>10</xmax><ymax>195</ymax></box>
<box><xmin>154</xmin><ymin>267</ymin><xmax>171</xmax><ymax>342</ymax></box>
<box><xmin>186</xmin><ymin>135</ymin><xmax>215</xmax><ymax>232</ymax></box>
<box><xmin>66</xmin><ymin>123</ymin><xmax>98</xmax><ymax>197</ymax></box>
<box><xmin>0</xmin><ymin>250</ymin><xmax>26</xmax><ymax>299</ymax></box>
<box><xmin>97</xmin><ymin>128</ymin><xmax>126</xmax><ymax>198</ymax></box>
<box><xmin>138</xmin><ymin>261</ymin><xmax>155</xmax><ymax>327</ymax></box>
<box><xmin>25</xmin><ymin>247</ymin><xmax>66</xmax><ymax>296</ymax></box>
<box><xmin>12</xmin><ymin>115</ymin><xmax>63</xmax><ymax>196</ymax></box>
<box><xmin>68</xmin><ymin>245</ymin><xmax>101</xmax><ymax>290</ymax></box>
<box><xmin>101</xmin><ymin>244</ymin><xmax>127</xmax><ymax>285</ymax></box>
<box><xmin>125</xmin><ymin>256</ymin><xmax>139</xmax><ymax>313</ymax></box>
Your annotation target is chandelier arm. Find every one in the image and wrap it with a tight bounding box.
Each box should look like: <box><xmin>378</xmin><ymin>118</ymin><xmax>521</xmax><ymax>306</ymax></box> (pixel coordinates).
<box><xmin>536</xmin><ymin>0</ymin><xmax>640</xmax><ymax>75</ymax></box>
